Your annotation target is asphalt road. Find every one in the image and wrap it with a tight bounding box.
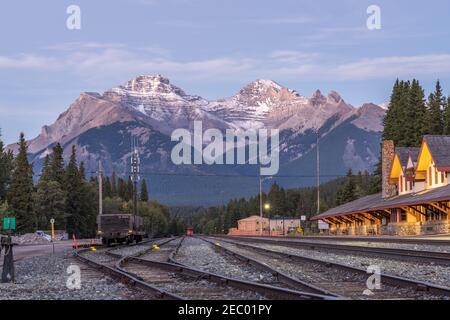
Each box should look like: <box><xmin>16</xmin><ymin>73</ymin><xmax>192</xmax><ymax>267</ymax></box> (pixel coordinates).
<box><xmin>0</xmin><ymin>241</ymin><xmax>75</xmax><ymax>267</ymax></box>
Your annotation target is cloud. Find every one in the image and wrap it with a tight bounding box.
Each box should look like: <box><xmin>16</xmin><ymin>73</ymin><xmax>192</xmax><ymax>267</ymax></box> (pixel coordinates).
<box><xmin>0</xmin><ymin>54</ymin><xmax>57</xmax><ymax>70</ymax></box>
<box><xmin>1</xmin><ymin>44</ymin><xmax>450</xmax><ymax>83</ymax></box>
<box><xmin>245</xmin><ymin>16</ymin><xmax>315</xmax><ymax>25</ymax></box>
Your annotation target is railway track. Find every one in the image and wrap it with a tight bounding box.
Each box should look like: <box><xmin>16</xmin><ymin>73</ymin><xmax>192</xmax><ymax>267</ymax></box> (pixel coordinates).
<box><xmin>208</xmin><ymin>236</ymin><xmax>450</xmax><ymax>300</ymax></box>
<box><xmin>193</xmin><ymin>237</ymin><xmax>340</xmax><ymax>297</ymax></box>
<box><xmin>289</xmin><ymin>235</ymin><xmax>450</xmax><ymax>246</ymax></box>
<box><xmin>76</xmin><ymin>237</ymin><xmax>334</xmax><ymax>300</ymax></box>
<box><xmin>221</xmin><ymin>236</ymin><xmax>450</xmax><ymax>266</ymax></box>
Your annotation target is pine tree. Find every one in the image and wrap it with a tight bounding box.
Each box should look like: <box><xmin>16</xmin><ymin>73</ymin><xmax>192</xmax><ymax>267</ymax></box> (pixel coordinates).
<box><xmin>79</xmin><ymin>161</ymin><xmax>86</xmax><ymax>180</ymax></box>
<box><xmin>336</xmin><ymin>169</ymin><xmax>357</xmax><ymax>205</ymax></box>
<box><xmin>34</xmin><ymin>180</ymin><xmax>66</xmax><ymax>230</ymax></box>
<box><xmin>0</xmin><ymin>133</ymin><xmax>13</xmax><ymax>201</ymax></box>
<box><xmin>65</xmin><ymin>146</ymin><xmax>85</xmax><ymax>238</ymax></box>
<box><xmin>126</xmin><ymin>176</ymin><xmax>133</xmax><ymax>202</ymax></box>
<box><xmin>50</xmin><ymin>143</ymin><xmax>65</xmax><ymax>185</ymax></box>
<box><xmin>7</xmin><ymin>133</ymin><xmax>35</xmax><ymax>233</ymax></box>
<box><xmin>118</xmin><ymin>178</ymin><xmax>126</xmax><ymax>200</ymax></box>
<box><xmin>103</xmin><ymin>176</ymin><xmax>112</xmax><ymax>198</ymax></box>
<box><xmin>426</xmin><ymin>80</ymin><xmax>445</xmax><ymax>135</ymax></box>
<box><xmin>406</xmin><ymin>79</ymin><xmax>427</xmax><ymax>146</ymax></box>
<box><xmin>383</xmin><ymin>80</ymin><xmax>411</xmax><ymax>145</ymax></box>
<box><xmin>443</xmin><ymin>96</ymin><xmax>450</xmax><ymax>135</ymax></box>
<box><xmin>140</xmin><ymin>179</ymin><xmax>149</xmax><ymax>202</ymax></box>
<box><xmin>111</xmin><ymin>171</ymin><xmax>117</xmax><ymax>197</ymax></box>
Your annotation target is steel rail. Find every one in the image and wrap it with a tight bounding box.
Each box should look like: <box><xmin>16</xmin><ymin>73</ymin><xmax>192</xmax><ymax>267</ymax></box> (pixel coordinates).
<box><xmin>119</xmin><ymin>255</ymin><xmax>336</xmax><ymax>300</ymax></box>
<box><xmin>211</xmin><ymin>236</ymin><xmax>450</xmax><ymax>298</ymax></box>
<box><xmin>198</xmin><ymin>236</ymin><xmax>341</xmax><ymax>298</ymax></box>
<box><xmin>220</xmin><ymin>236</ymin><xmax>450</xmax><ymax>266</ymax></box>
<box><xmin>242</xmin><ymin>235</ymin><xmax>450</xmax><ymax>246</ymax></box>
<box><xmin>75</xmin><ymin>237</ymin><xmax>183</xmax><ymax>300</ymax></box>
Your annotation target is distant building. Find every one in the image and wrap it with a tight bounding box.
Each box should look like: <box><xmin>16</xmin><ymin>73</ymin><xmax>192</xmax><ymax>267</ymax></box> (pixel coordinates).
<box><xmin>269</xmin><ymin>217</ymin><xmax>301</xmax><ymax>235</ymax></box>
<box><xmin>228</xmin><ymin>215</ymin><xmax>302</xmax><ymax>236</ymax></box>
<box><xmin>312</xmin><ymin>136</ymin><xmax>450</xmax><ymax>236</ymax></box>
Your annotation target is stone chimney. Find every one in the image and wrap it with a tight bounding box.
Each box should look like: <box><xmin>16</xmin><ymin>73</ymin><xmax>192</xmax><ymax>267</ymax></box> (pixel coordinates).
<box><xmin>382</xmin><ymin>140</ymin><xmax>396</xmax><ymax>199</ymax></box>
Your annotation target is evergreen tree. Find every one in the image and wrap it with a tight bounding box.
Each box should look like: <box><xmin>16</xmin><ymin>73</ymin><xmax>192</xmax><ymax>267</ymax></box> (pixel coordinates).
<box><xmin>7</xmin><ymin>133</ymin><xmax>35</xmax><ymax>233</ymax></box>
<box><xmin>111</xmin><ymin>171</ymin><xmax>117</xmax><ymax>197</ymax></box>
<box><xmin>34</xmin><ymin>180</ymin><xmax>66</xmax><ymax>230</ymax></box>
<box><xmin>443</xmin><ymin>96</ymin><xmax>450</xmax><ymax>135</ymax></box>
<box><xmin>0</xmin><ymin>133</ymin><xmax>13</xmax><ymax>201</ymax></box>
<box><xmin>336</xmin><ymin>169</ymin><xmax>357</xmax><ymax>205</ymax></box>
<box><xmin>79</xmin><ymin>161</ymin><xmax>86</xmax><ymax>180</ymax></box>
<box><xmin>140</xmin><ymin>178</ymin><xmax>149</xmax><ymax>202</ymax></box>
<box><xmin>426</xmin><ymin>80</ymin><xmax>445</xmax><ymax>135</ymax></box>
<box><xmin>406</xmin><ymin>79</ymin><xmax>427</xmax><ymax>146</ymax></box>
<box><xmin>65</xmin><ymin>146</ymin><xmax>86</xmax><ymax>238</ymax></box>
<box><xmin>103</xmin><ymin>176</ymin><xmax>112</xmax><ymax>199</ymax></box>
<box><xmin>118</xmin><ymin>178</ymin><xmax>126</xmax><ymax>200</ymax></box>
<box><xmin>50</xmin><ymin>143</ymin><xmax>65</xmax><ymax>185</ymax></box>
<box><xmin>125</xmin><ymin>176</ymin><xmax>133</xmax><ymax>202</ymax></box>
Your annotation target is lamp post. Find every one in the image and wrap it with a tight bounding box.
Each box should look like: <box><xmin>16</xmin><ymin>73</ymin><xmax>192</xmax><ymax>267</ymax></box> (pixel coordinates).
<box><xmin>264</xmin><ymin>203</ymin><xmax>271</xmax><ymax>236</ymax></box>
<box><xmin>259</xmin><ymin>176</ymin><xmax>272</xmax><ymax>236</ymax></box>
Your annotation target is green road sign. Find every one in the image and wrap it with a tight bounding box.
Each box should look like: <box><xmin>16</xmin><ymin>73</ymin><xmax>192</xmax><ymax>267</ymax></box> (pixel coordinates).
<box><xmin>3</xmin><ymin>217</ymin><xmax>16</xmax><ymax>230</ymax></box>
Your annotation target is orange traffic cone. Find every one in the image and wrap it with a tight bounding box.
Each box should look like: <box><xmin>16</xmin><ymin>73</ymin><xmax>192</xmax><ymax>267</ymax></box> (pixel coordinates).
<box><xmin>72</xmin><ymin>234</ymin><xmax>78</xmax><ymax>250</ymax></box>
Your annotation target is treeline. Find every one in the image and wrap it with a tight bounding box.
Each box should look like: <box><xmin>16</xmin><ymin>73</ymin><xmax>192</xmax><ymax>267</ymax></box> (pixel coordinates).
<box><xmin>182</xmin><ymin>170</ymin><xmax>377</xmax><ymax>235</ymax></box>
<box><xmin>383</xmin><ymin>79</ymin><xmax>450</xmax><ymax>147</ymax></box>
<box><xmin>99</xmin><ymin>176</ymin><xmax>186</xmax><ymax>237</ymax></box>
<box><xmin>0</xmin><ymin>133</ymin><xmax>185</xmax><ymax>237</ymax></box>
<box><xmin>0</xmin><ymin>133</ymin><xmax>97</xmax><ymax>237</ymax></box>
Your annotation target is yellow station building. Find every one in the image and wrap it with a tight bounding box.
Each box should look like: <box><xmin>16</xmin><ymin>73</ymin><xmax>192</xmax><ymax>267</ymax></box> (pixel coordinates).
<box><xmin>312</xmin><ymin>136</ymin><xmax>450</xmax><ymax>236</ymax></box>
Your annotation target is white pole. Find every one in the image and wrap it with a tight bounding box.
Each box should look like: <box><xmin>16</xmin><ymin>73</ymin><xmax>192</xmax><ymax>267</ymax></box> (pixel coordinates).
<box><xmin>99</xmin><ymin>160</ymin><xmax>103</xmax><ymax>216</ymax></box>
<box><xmin>317</xmin><ymin>131</ymin><xmax>320</xmax><ymax>215</ymax></box>
<box><xmin>259</xmin><ymin>176</ymin><xmax>263</xmax><ymax>236</ymax></box>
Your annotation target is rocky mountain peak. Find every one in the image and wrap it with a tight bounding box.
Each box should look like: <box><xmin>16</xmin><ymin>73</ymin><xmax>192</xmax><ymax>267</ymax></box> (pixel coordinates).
<box><xmin>311</xmin><ymin>89</ymin><xmax>326</xmax><ymax>106</ymax></box>
<box><xmin>109</xmin><ymin>74</ymin><xmax>188</xmax><ymax>97</ymax></box>
<box><xmin>328</xmin><ymin>90</ymin><xmax>342</xmax><ymax>103</ymax></box>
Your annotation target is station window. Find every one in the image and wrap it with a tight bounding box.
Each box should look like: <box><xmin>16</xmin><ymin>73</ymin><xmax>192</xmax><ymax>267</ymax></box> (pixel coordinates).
<box><xmin>401</xmin><ymin>211</ymin><xmax>407</xmax><ymax>221</ymax></box>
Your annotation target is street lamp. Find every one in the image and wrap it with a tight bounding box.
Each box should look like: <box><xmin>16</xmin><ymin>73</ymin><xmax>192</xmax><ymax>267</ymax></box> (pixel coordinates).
<box><xmin>259</xmin><ymin>176</ymin><xmax>272</xmax><ymax>236</ymax></box>
<box><xmin>264</xmin><ymin>203</ymin><xmax>272</xmax><ymax>237</ymax></box>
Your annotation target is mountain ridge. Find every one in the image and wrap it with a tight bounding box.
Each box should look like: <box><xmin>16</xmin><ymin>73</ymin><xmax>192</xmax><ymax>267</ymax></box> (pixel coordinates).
<box><xmin>7</xmin><ymin>75</ymin><xmax>385</xmax><ymax>205</ymax></box>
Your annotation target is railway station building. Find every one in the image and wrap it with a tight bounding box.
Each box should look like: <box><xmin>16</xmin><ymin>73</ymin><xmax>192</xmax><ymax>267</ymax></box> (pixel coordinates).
<box><xmin>312</xmin><ymin>136</ymin><xmax>450</xmax><ymax>236</ymax></box>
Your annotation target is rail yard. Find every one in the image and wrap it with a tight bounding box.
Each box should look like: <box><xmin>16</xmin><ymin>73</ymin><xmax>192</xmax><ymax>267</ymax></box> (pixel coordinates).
<box><xmin>1</xmin><ymin>234</ymin><xmax>449</xmax><ymax>301</ymax></box>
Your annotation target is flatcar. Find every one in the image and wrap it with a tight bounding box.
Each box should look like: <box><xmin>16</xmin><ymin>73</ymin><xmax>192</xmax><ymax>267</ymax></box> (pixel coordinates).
<box><xmin>97</xmin><ymin>214</ymin><xmax>146</xmax><ymax>245</ymax></box>
<box><xmin>186</xmin><ymin>227</ymin><xmax>194</xmax><ymax>237</ymax></box>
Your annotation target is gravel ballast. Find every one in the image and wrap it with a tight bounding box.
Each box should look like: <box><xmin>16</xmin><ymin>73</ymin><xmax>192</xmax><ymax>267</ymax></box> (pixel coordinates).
<box><xmin>0</xmin><ymin>251</ymin><xmax>149</xmax><ymax>300</ymax></box>
<box><xmin>241</xmin><ymin>241</ymin><xmax>450</xmax><ymax>288</ymax></box>
<box><xmin>175</xmin><ymin>237</ymin><xmax>279</xmax><ymax>284</ymax></box>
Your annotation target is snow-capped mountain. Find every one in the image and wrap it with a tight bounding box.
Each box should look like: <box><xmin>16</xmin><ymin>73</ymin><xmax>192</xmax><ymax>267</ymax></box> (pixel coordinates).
<box><xmin>11</xmin><ymin>75</ymin><xmax>385</xmax><ymax>205</ymax></box>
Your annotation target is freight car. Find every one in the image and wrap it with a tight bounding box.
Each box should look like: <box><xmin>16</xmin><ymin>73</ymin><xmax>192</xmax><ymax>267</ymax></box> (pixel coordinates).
<box><xmin>97</xmin><ymin>214</ymin><xmax>146</xmax><ymax>245</ymax></box>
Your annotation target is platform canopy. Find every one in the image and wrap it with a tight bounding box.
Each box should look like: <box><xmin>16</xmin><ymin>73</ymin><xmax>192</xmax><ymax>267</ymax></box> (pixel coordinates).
<box><xmin>312</xmin><ymin>184</ymin><xmax>450</xmax><ymax>221</ymax></box>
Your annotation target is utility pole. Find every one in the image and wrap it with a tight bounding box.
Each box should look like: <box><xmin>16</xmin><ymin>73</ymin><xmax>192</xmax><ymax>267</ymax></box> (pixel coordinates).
<box><xmin>316</xmin><ymin>131</ymin><xmax>320</xmax><ymax>215</ymax></box>
<box><xmin>98</xmin><ymin>160</ymin><xmax>103</xmax><ymax>233</ymax></box>
<box><xmin>131</xmin><ymin>138</ymin><xmax>140</xmax><ymax>219</ymax></box>
<box><xmin>259</xmin><ymin>176</ymin><xmax>263</xmax><ymax>236</ymax></box>
<box><xmin>98</xmin><ymin>160</ymin><xmax>103</xmax><ymax>216</ymax></box>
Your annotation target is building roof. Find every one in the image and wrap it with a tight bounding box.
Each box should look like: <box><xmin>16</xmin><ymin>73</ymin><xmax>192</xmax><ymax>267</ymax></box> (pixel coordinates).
<box><xmin>312</xmin><ymin>184</ymin><xmax>450</xmax><ymax>220</ymax></box>
<box><xmin>396</xmin><ymin>147</ymin><xmax>420</xmax><ymax>168</ymax></box>
<box><xmin>424</xmin><ymin>135</ymin><xmax>450</xmax><ymax>169</ymax></box>
<box><xmin>239</xmin><ymin>215</ymin><xmax>268</xmax><ymax>221</ymax></box>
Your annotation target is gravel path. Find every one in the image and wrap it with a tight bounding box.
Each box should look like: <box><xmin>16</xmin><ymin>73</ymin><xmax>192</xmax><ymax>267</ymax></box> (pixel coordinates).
<box><xmin>239</xmin><ymin>241</ymin><xmax>450</xmax><ymax>288</ymax></box>
<box><xmin>0</xmin><ymin>251</ymin><xmax>150</xmax><ymax>300</ymax></box>
<box><xmin>175</xmin><ymin>237</ymin><xmax>279</xmax><ymax>284</ymax></box>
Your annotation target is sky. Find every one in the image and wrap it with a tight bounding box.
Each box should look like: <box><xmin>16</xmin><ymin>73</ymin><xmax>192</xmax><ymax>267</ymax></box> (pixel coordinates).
<box><xmin>1</xmin><ymin>0</ymin><xmax>450</xmax><ymax>144</ymax></box>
